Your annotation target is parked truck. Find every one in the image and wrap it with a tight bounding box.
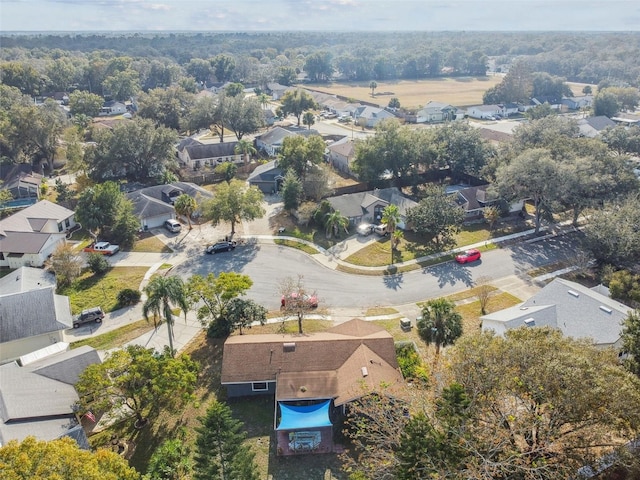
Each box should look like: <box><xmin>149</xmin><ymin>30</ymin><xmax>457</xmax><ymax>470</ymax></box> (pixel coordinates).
<box><xmin>83</xmin><ymin>241</ymin><xmax>120</xmax><ymax>256</ymax></box>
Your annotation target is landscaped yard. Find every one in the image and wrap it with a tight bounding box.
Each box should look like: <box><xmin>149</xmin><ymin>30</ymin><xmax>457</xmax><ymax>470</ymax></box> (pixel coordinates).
<box><xmin>70</xmin><ymin>319</ymin><xmax>155</xmax><ymax>350</ymax></box>
<box><xmin>60</xmin><ymin>266</ymin><xmax>148</xmax><ymax>314</ymax></box>
<box><xmin>84</xmin><ymin>277</ymin><xmax>521</xmax><ymax>479</ymax></box>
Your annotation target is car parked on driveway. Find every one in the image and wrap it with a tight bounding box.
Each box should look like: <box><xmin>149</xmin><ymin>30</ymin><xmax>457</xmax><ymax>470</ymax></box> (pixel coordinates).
<box><xmin>164</xmin><ymin>219</ymin><xmax>182</xmax><ymax>233</ymax></box>
<box><xmin>206</xmin><ymin>241</ymin><xmax>236</xmax><ymax>254</ymax></box>
<box><xmin>357</xmin><ymin>223</ymin><xmax>374</xmax><ymax>236</ymax></box>
<box><xmin>455</xmin><ymin>248</ymin><xmax>482</xmax><ymax>264</ymax></box>
<box><xmin>73</xmin><ymin>306</ymin><xmax>105</xmax><ymax>328</ymax></box>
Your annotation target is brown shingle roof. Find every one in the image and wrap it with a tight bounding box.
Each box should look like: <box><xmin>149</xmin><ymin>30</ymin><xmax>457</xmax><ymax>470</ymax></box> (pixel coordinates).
<box><xmin>221</xmin><ymin>319</ymin><xmax>405</xmax><ymax>405</ymax></box>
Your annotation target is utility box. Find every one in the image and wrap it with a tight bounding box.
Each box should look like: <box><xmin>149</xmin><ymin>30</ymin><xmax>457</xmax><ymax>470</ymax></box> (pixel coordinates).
<box><xmin>400</xmin><ymin>318</ymin><xmax>412</xmax><ymax>331</ymax></box>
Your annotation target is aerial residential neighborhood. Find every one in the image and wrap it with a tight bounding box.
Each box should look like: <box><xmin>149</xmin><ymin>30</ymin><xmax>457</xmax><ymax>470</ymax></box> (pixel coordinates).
<box><xmin>1</xmin><ymin>17</ymin><xmax>640</xmax><ymax>480</ymax></box>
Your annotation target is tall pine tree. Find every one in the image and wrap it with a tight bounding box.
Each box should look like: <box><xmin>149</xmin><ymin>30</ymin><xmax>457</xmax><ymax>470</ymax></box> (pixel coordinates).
<box><xmin>194</xmin><ymin>400</ymin><xmax>259</xmax><ymax>480</ymax></box>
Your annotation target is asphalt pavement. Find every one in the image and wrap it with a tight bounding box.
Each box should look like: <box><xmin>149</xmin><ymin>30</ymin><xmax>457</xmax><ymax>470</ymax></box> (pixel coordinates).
<box><xmin>61</xmin><ymin>214</ymin><xmax>578</xmax><ymax>355</ymax></box>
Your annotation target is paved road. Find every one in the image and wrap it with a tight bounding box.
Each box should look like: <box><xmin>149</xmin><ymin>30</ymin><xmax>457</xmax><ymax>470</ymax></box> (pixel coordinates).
<box><xmin>172</xmin><ymin>232</ymin><xmax>581</xmax><ymax>311</ymax></box>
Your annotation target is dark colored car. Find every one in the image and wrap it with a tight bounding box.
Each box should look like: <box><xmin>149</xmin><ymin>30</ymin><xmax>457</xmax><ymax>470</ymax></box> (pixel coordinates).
<box><xmin>74</xmin><ymin>307</ymin><xmax>105</xmax><ymax>328</ymax></box>
<box><xmin>455</xmin><ymin>248</ymin><xmax>482</xmax><ymax>264</ymax></box>
<box><xmin>206</xmin><ymin>241</ymin><xmax>236</xmax><ymax>254</ymax></box>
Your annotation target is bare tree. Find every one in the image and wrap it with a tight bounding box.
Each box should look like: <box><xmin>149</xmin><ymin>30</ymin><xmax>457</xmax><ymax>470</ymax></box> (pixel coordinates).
<box><xmin>475</xmin><ymin>275</ymin><xmax>494</xmax><ymax>315</ymax></box>
<box><xmin>48</xmin><ymin>243</ymin><xmax>83</xmax><ymax>287</ymax></box>
<box><xmin>278</xmin><ymin>275</ymin><xmax>319</xmax><ymax>334</ymax></box>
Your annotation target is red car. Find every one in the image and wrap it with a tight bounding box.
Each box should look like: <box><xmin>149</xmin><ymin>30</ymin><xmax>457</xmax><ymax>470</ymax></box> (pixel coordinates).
<box><xmin>455</xmin><ymin>249</ymin><xmax>481</xmax><ymax>264</ymax></box>
<box><xmin>281</xmin><ymin>292</ymin><xmax>318</xmax><ymax>309</ymax></box>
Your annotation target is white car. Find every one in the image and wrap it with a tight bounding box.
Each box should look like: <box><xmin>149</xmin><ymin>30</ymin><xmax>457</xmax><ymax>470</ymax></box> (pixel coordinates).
<box><xmin>357</xmin><ymin>224</ymin><xmax>374</xmax><ymax>236</ymax></box>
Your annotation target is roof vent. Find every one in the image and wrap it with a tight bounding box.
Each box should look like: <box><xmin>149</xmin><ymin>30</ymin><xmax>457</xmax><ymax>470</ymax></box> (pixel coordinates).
<box><xmin>568</xmin><ymin>290</ymin><xmax>580</xmax><ymax>298</ymax></box>
<box><xmin>599</xmin><ymin>306</ymin><xmax>613</xmax><ymax>314</ymax></box>
<box><xmin>524</xmin><ymin>318</ymin><xmax>535</xmax><ymax>327</ymax></box>
<box><xmin>361</xmin><ymin>367</ymin><xmax>369</xmax><ymax>377</ymax></box>
<box><xmin>283</xmin><ymin>342</ymin><xmax>296</xmax><ymax>352</ymax></box>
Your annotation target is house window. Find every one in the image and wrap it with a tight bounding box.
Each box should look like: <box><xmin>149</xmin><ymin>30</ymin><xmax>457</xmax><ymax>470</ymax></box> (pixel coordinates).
<box><xmin>65</xmin><ymin>218</ymin><xmax>70</xmax><ymax>228</ymax></box>
<box><xmin>252</xmin><ymin>382</ymin><xmax>268</xmax><ymax>392</ymax></box>
<box><xmin>58</xmin><ymin>222</ymin><xmax>64</xmax><ymax>232</ymax></box>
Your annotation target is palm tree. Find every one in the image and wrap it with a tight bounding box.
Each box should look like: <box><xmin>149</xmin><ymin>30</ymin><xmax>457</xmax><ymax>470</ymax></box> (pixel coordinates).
<box><xmin>302</xmin><ymin>111</ymin><xmax>315</xmax><ymax>130</ymax></box>
<box><xmin>381</xmin><ymin>204</ymin><xmax>400</xmax><ymax>237</ymax></box>
<box><xmin>324</xmin><ymin>210</ymin><xmax>349</xmax><ymax>239</ymax></box>
<box><xmin>174</xmin><ymin>194</ymin><xmax>197</xmax><ymax>230</ymax></box>
<box><xmin>234</xmin><ymin>139</ymin><xmax>257</xmax><ymax>167</ymax></box>
<box><xmin>416</xmin><ymin>298</ymin><xmax>463</xmax><ymax>357</ymax></box>
<box><xmin>369</xmin><ymin>81</ymin><xmax>378</xmax><ymax>97</ymax></box>
<box><xmin>143</xmin><ymin>276</ymin><xmax>189</xmax><ymax>357</ymax></box>
<box><xmin>391</xmin><ymin>229</ymin><xmax>404</xmax><ymax>250</ymax></box>
<box><xmin>257</xmin><ymin>93</ymin><xmax>270</xmax><ymax>109</ymax></box>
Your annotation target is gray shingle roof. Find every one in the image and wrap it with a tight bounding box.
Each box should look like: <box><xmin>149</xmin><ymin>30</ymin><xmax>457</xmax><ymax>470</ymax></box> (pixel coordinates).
<box><xmin>326</xmin><ymin>187</ymin><xmax>417</xmax><ymax>220</ymax></box>
<box><xmin>247</xmin><ymin>160</ymin><xmax>283</xmax><ymax>183</ymax></box>
<box><xmin>0</xmin><ymin>200</ymin><xmax>74</xmax><ymax>233</ymax></box>
<box><xmin>0</xmin><ymin>346</ymin><xmax>100</xmax><ymax>445</ymax></box>
<box><xmin>0</xmin><ymin>267</ymin><xmax>55</xmax><ymax>295</ymax></box>
<box><xmin>0</xmin><ymin>287</ymin><xmax>72</xmax><ymax>343</ymax></box>
<box><xmin>0</xmin><ymin>231</ymin><xmax>57</xmax><ymax>255</ymax></box>
<box><xmin>184</xmin><ymin>141</ymin><xmax>238</xmax><ymax>160</ymax></box>
<box><xmin>481</xmin><ymin>278</ymin><xmax>632</xmax><ymax>346</ymax></box>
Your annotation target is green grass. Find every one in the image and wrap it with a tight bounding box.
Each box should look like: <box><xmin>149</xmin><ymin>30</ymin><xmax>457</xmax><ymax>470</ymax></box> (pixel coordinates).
<box><xmin>59</xmin><ymin>266</ymin><xmax>148</xmax><ymax>314</ymax></box>
<box><xmin>456</xmin><ymin>292</ymin><xmax>522</xmax><ymax>338</ymax></box>
<box><xmin>273</xmin><ymin>238</ymin><xmax>319</xmax><ymax>254</ymax></box>
<box><xmin>129</xmin><ymin>233</ymin><xmax>173</xmax><ymax>253</ymax></box>
<box><xmin>365</xmin><ymin>306</ymin><xmax>399</xmax><ymax>316</ymax></box>
<box><xmin>70</xmin><ymin>319</ymin><xmax>155</xmax><ymax>350</ymax></box>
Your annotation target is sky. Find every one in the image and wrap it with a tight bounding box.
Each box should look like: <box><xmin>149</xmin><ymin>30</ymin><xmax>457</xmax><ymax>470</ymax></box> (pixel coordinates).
<box><xmin>1</xmin><ymin>0</ymin><xmax>639</xmax><ymax>33</ymax></box>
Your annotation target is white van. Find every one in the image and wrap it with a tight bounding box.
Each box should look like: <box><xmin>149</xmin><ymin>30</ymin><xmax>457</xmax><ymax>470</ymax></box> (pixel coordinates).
<box><xmin>374</xmin><ymin>224</ymin><xmax>388</xmax><ymax>236</ymax></box>
<box><xmin>164</xmin><ymin>219</ymin><xmax>182</xmax><ymax>233</ymax></box>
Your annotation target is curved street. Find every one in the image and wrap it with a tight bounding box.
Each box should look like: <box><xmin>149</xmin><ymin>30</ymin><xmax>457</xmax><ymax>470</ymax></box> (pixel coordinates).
<box><xmin>65</xmin><ymin>194</ymin><xmax>583</xmax><ymax>352</ymax></box>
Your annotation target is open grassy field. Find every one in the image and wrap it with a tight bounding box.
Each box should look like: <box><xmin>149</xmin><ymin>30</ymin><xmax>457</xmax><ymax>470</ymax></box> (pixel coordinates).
<box><xmin>307</xmin><ymin>77</ymin><xmax>502</xmax><ymax>110</ymax></box>
<box><xmin>306</xmin><ymin>78</ymin><xmax>595</xmax><ymax>110</ymax></box>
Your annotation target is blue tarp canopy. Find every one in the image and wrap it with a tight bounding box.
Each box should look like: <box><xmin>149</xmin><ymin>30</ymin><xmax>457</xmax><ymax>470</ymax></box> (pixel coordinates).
<box><xmin>276</xmin><ymin>400</ymin><xmax>332</xmax><ymax>431</ymax></box>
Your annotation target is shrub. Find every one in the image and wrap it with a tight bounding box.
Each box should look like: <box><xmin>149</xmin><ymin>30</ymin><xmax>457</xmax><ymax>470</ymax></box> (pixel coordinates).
<box><xmin>117</xmin><ymin>288</ymin><xmax>141</xmax><ymax>307</ymax></box>
<box><xmin>86</xmin><ymin>253</ymin><xmax>110</xmax><ymax>275</ymax></box>
<box><xmin>396</xmin><ymin>343</ymin><xmax>429</xmax><ymax>383</ymax></box>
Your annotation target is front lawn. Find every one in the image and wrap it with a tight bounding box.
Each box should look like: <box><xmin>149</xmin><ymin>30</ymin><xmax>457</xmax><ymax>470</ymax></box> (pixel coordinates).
<box><xmin>59</xmin><ymin>266</ymin><xmax>148</xmax><ymax>314</ymax></box>
<box><xmin>128</xmin><ymin>232</ymin><xmax>173</xmax><ymax>253</ymax></box>
<box><xmin>70</xmin><ymin>319</ymin><xmax>155</xmax><ymax>350</ymax></box>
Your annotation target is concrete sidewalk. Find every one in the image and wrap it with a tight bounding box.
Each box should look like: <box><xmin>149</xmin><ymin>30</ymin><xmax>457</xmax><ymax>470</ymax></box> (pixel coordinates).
<box><xmin>69</xmin><ymin>219</ymin><xmax>577</xmax><ymax>354</ymax></box>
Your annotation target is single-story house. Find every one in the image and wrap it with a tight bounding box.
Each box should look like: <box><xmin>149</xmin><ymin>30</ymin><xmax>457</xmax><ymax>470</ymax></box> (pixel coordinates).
<box><xmin>0</xmin><ymin>267</ymin><xmax>73</xmax><ymax>364</ymax></box>
<box><xmin>0</xmin><ymin>200</ymin><xmax>76</xmax><ymax>268</ymax></box>
<box><xmin>221</xmin><ymin>319</ymin><xmax>405</xmax><ymax>455</ymax></box>
<box><xmin>325</xmin><ymin>187</ymin><xmax>418</xmax><ymax>229</ymax></box>
<box><xmin>0</xmin><ymin>343</ymin><xmax>100</xmax><ymax>447</ymax></box>
<box><xmin>532</xmin><ymin>96</ymin><xmax>562</xmax><ymax>110</ymax></box>
<box><xmin>1</xmin><ymin>171</ymin><xmax>42</xmax><ymax>202</ymax></box>
<box><xmin>452</xmin><ymin>184</ymin><xmax>523</xmax><ymax>221</ymax></box>
<box><xmin>125</xmin><ymin>182</ymin><xmax>212</xmax><ymax>230</ymax></box>
<box><xmin>416</xmin><ymin>101</ymin><xmax>458</xmax><ymax>123</ymax></box>
<box><xmin>255</xmin><ymin>127</ymin><xmax>299</xmax><ymax>157</ymax></box>
<box><xmin>99</xmin><ymin>100</ymin><xmax>127</xmax><ymax>116</ymax></box>
<box><xmin>247</xmin><ymin>160</ymin><xmax>285</xmax><ymax>194</ymax></box>
<box><xmin>353</xmin><ymin>106</ymin><xmax>396</xmax><ymax>128</ymax></box>
<box><xmin>498</xmin><ymin>102</ymin><xmax>520</xmax><ymax>117</ymax></box>
<box><xmin>267</xmin><ymin>83</ymin><xmax>291</xmax><ymax>101</ymax></box>
<box><xmin>466</xmin><ymin>104</ymin><xmax>502</xmax><ymax>119</ymax></box>
<box><xmin>177</xmin><ymin>140</ymin><xmax>242</xmax><ymax>170</ymax></box>
<box><xmin>327</xmin><ymin>138</ymin><xmax>356</xmax><ymax>176</ymax></box>
<box><xmin>481</xmin><ymin>278</ymin><xmax>632</xmax><ymax>350</ymax></box>
<box><xmin>562</xmin><ymin>95</ymin><xmax>593</xmax><ymax>111</ymax></box>
<box><xmin>578</xmin><ymin>116</ymin><xmax>616</xmax><ymax>138</ymax></box>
